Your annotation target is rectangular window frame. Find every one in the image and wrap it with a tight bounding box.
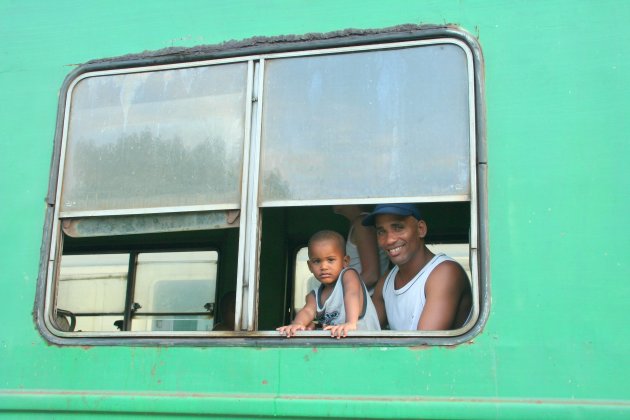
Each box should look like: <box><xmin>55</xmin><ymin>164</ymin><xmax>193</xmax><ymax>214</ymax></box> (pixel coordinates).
<box><xmin>36</xmin><ymin>27</ymin><xmax>487</xmax><ymax>346</ymax></box>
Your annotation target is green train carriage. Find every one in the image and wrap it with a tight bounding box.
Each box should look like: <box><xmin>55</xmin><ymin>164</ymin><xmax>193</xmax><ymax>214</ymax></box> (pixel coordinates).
<box><xmin>1</xmin><ymin>0</ymin><xmax>628</xmax><ymax>418</ymax></box>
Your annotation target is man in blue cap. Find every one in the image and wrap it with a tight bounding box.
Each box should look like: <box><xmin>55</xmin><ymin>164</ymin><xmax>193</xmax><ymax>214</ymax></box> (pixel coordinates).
<box><xmin>362</xmin><ymin>204</ymin><xmax>472</xmax><ymax>330</ymax></box>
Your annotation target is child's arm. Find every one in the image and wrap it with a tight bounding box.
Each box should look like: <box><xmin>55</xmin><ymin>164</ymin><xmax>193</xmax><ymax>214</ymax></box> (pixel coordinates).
<box><xmin>324</xmin><ymin>269</ymin><xmax>363</xmax><ymax>339</ymax></box>
<box><xmin>276</xmin><ymin>292</ymin><xmax>317</xmax><ymax>338</ymax></box>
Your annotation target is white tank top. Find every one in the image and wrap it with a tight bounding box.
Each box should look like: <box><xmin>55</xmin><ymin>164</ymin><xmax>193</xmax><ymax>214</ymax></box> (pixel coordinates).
<box><xmin>382</xmin><ymin>253</ymin><xmax>455</xmax><ymax>330</ymax></box>
<box><xmin>312</xmin><ymin>268</ymin><xmax>381</xmax><ymax>330</ymax></box>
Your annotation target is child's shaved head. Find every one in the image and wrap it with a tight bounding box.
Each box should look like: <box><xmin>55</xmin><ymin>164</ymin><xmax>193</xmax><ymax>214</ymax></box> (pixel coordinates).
<box><xmin>308</xmin><ymin>230</ymin><xmax>346</xmax><ymax>256</ymax></box>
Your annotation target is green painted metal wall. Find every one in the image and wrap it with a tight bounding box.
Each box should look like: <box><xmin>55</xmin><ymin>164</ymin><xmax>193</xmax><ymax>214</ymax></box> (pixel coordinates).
<box><xmin>1</xmin><ymin>0</ymin><xmax>629</xmax><ymax>417</ymax></box>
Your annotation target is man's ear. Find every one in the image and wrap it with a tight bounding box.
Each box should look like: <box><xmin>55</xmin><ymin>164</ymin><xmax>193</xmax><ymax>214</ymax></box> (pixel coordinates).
<box><xmin>417</xmin><ymin>220</ymin><xmax>428</xmax><ymax>239</ymax></box>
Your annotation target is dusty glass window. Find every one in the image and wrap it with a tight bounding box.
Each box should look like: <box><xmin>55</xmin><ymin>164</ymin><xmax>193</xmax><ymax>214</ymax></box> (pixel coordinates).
<box><xmin>259</xmin><ymin>44</ymin><xmax>470</xmax><ymax>204</ymax></box>
<box><xmin>61</xmin><ymin>64</ymin><xmax>248</xmax><ymax>215</ymax></box>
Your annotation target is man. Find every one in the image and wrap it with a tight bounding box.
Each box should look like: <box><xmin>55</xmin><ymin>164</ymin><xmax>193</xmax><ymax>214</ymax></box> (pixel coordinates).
<box><xmin>362</xmin><ymin>204</ymin><xmax>472</xmax><ymax>330</ymax></box>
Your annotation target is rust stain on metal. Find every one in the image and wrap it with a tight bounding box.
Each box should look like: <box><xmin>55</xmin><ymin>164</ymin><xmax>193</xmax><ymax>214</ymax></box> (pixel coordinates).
<box><xmin>408</xmin><ymin>345</ymin><xmax>430</xmax><ymax>351</ymax></box>
<box><xmin>86</xmin><ymin>24</ymin><xmax>452</xmax><ymax>65</ymax></box>
<box><xmin>409</xmin><ymin>338</ymin><xmax>475</xmax><ymax>351</ymax></box>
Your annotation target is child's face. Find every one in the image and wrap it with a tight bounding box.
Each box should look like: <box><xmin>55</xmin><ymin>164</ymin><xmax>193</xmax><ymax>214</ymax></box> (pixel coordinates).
<box><xmin>307</xmin><ymin>239</ymin><xmax>349</xmax><ymax>286</ymax></box>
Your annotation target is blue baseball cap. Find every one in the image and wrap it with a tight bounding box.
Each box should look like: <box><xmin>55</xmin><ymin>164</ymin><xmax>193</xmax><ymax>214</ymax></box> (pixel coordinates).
<box><xmin>361</xmin><ymin>204</ymin><xmax>422</xmax><ymax>226</ymax></box>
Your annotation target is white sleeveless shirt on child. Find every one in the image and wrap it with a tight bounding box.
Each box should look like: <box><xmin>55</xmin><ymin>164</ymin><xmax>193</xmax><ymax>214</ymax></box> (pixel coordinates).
<box><xmin>313</xmin><ymin>268</ymin><xmax>381</xmax><ymax>330</ymax></box>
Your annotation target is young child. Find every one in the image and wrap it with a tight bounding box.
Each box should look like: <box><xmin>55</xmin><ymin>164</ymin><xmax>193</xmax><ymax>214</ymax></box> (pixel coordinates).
<box><xmin>277</xmin><ymin>230</ymin><xmax>381</xmax><ymax>338</ymax></box>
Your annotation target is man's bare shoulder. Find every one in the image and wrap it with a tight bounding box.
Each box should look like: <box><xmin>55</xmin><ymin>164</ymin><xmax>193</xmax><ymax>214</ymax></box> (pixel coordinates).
<box><xmin>425</xmin><ymin>260</ymin><xmax>469</xmax><ymax>295</ymax></box>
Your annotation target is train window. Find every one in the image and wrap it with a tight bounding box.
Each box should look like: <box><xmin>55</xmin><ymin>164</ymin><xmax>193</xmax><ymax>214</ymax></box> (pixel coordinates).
<box><xmin>56</xmin><ymin>251</ymin><xmax>218</xmax><ymax>332</ymax></box>
<box><xmin>42</xmin><ymin>58</ymin><xmax>248</xmax><ymax>339</ymax></box>
<box><xmin>40</xmin><ymin>29</ymin><xmax>485</xmax><ymax>344</ymax></box>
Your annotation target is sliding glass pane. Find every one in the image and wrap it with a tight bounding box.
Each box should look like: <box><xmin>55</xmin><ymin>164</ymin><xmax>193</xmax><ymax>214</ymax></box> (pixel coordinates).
<box><xmin>62</xmin><ymin>63</ymin><xmax>248</xmax><ymax>213</ymax></box>
<box><xmin>260</xmin><ymin>43</ymin><xmax>471</xmax><ymax>204</ymax></box>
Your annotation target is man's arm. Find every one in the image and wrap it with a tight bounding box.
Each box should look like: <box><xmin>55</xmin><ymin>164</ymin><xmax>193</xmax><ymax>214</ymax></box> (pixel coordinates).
<box><xmin>417</xmin><ymin>261</ymin><xmax>469</xmax><ymax>330</ymax></box>
<box><xmin>371</xmin><ymin>271</ymin><xmax>389</xmax><ymax>329</ymax></box>
<box><xmin>352</xmin><ymin>221</ymin><xmax>382</xmax><ymax>290</ymax></box>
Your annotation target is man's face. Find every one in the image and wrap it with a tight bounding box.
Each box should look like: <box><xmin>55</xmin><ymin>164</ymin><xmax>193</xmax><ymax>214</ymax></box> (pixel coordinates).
<box><xmin>307</xmin><ymin>239</ymin><xmax>349</xmax><ymax>286</ymax></box>
<box><xmin>374</xmin><ymin>214</ymin><xmax>424</xmax><ymax>267</ymax></box>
